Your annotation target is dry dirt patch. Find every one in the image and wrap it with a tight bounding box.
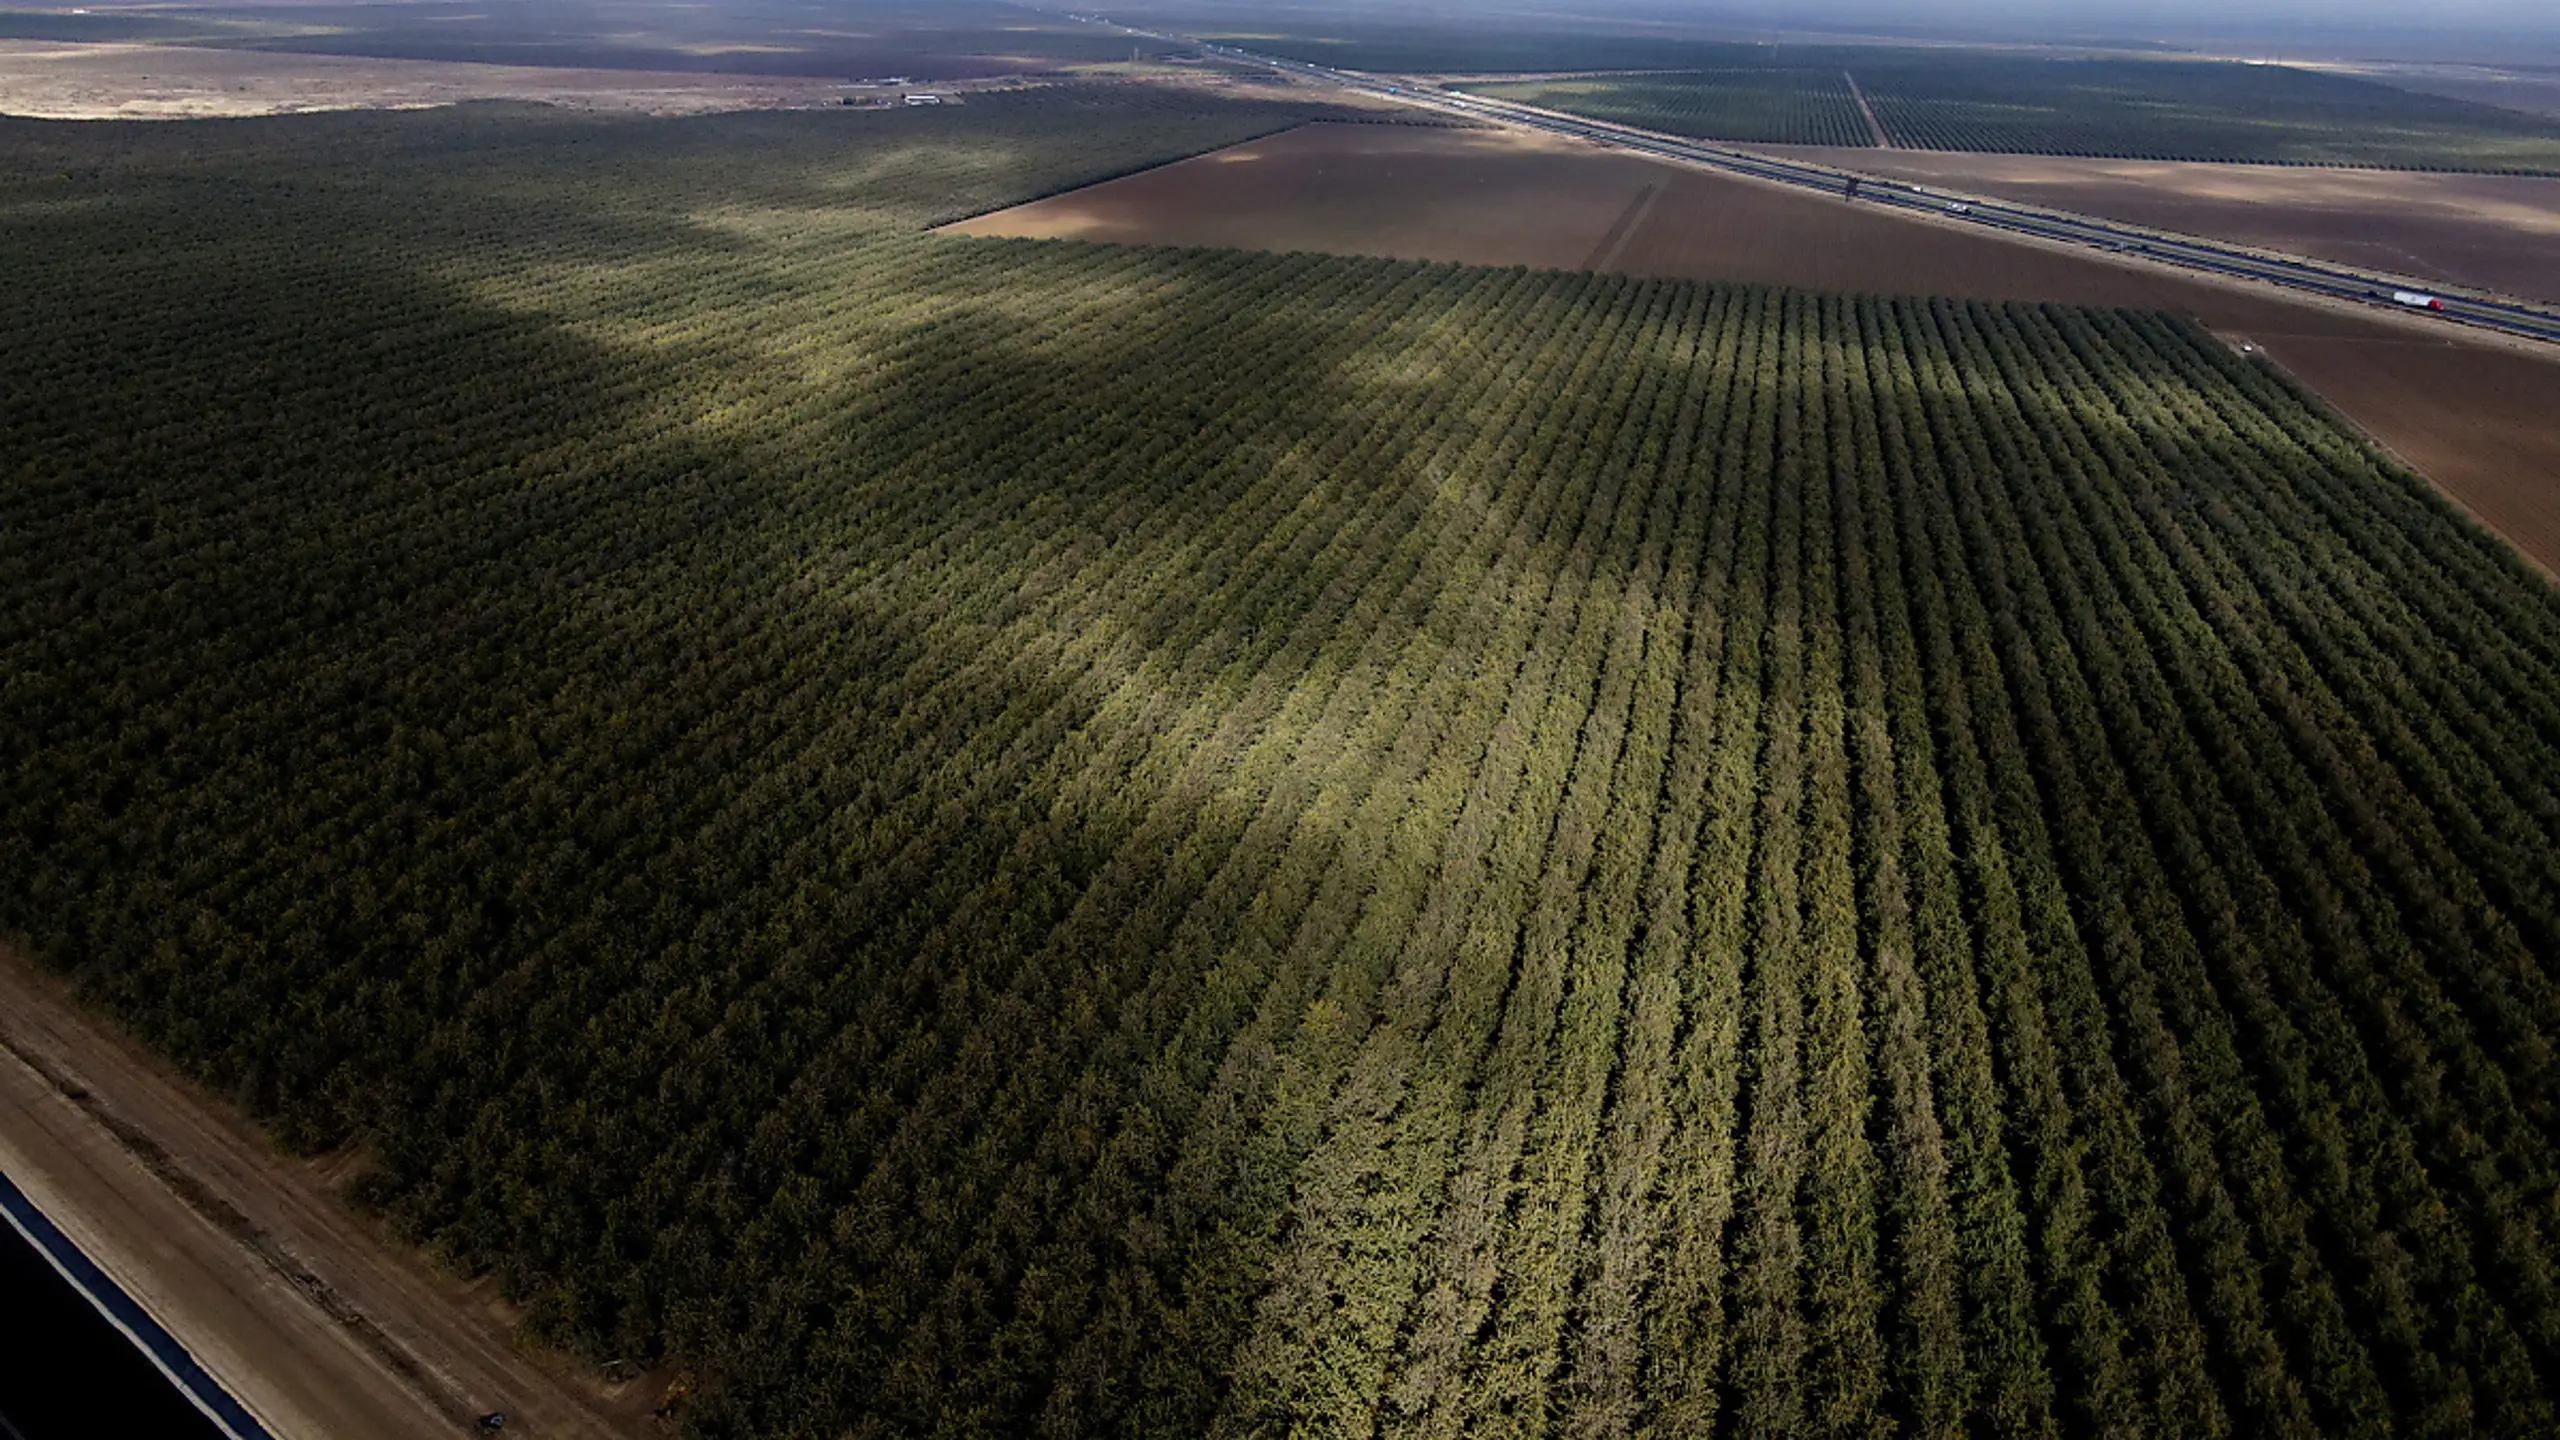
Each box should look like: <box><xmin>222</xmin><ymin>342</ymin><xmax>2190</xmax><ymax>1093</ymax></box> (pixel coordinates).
<box><xmin>1742</xmin><ymin>145</ymin><xmax>2560</xmax><ymax>304</ymax></box>
<box><xmin>2252</xmin><ymin>330</ymin><xmax>2560</xmax><ymax>576</ymax></box>
<box><xmin>953</xmin><ymin>121</ymin><xmax>2560</xmax><ymax>573</ymax></box>
<box><xmin>0</xmin><ymin>39</ymin><xmax>861</xmax><ymax>118</ymax></box>
<box><xmin>945</xmin><ymin>121</ymin><xmax>1669</xmax><ymax>267</ymax></box>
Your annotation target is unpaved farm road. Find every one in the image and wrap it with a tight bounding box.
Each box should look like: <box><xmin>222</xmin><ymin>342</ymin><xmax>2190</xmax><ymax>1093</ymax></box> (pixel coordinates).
<box><xmin>0</xmin><ymin>950</ymin><xmax>651</xmax><ymax>1440</ymax></box>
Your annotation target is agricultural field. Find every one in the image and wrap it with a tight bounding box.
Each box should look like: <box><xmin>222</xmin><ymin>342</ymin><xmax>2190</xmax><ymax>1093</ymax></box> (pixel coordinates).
<box><xmin>1857</xmin><ymin>56</ymin><xmax>2560</xmax><ymax>169</ymax></box>
<box><xmin>1469</xmin><ymin>69</ymin><xmax>1876</xmax><ymax>148</ymax></box>
<box><xmin>2337</xmin><ymin>61</ymin><xmax>2560</xmax><ymax>121</ymax></box>
<box><xmin>959</xmin><ymin>122</ymin><xmax>2560</xmax><ymax>573</ymax></box>
<box><xmin>1462</xmin><ymin>54</ymin><xmax>2560</xmax><ymax>171</ymax></box>
<box><xmin>1746</xmin><ymin>149</ymin><xmax>2560</xmax><ymax>304</ymax></box>
<box><xmin>9</xmin><ymin>84</ymin><xmax>2560</xmax><ymax>1439</ymax></box>
<box><xmin>0</xmin><ymin>39</ymin><xmax>870</xmax><ymax>120</ymax></box>
<box><xmin>0</xmin><ymin>0</ymin><xmax>1191</xmax><ymax>82</ymax></box>
<box><xmin>1154</xmin><ymin>21</ymin><xmax>1779</xmax><ymax>76</ymax></box>
<box><xmin>942</xmin><ymin>122</ymin><xmax>1670</xmax><ymax>269</ymax></box>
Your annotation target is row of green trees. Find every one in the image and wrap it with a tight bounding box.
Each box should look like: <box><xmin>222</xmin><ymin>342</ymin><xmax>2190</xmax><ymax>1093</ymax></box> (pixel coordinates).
<box><xmin>5</xmin><ymin>87</ymin><xmax>2559</xmax><ymax>1437</ymax></box>
<box><xmin>1470</xmin><ymin>56</ymin><xmax>2560</xmax><ymax>171</ymax></box>
<box><xmin>1469</xmin><ymin>72</ymin><xmax>1877</xmax><ymax>149</ymax></box>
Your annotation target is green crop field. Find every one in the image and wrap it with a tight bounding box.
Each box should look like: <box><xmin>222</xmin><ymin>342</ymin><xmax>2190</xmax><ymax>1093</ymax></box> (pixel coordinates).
<box><xmin>8</xmin><ymin>86</ymin><xmax>2560</xmax><ymax>1440</ymax></box>
<box><xmin>1858</xmin><ymin>56</ymin><xmax>2560</xmax><ymax>169</ymax></box>
<box><xmin>1465</xmin><ymin>54</ymin><xmax>2560</xmax><ymax>170</ymax></box>
<box><xmin>1469</xmin><ymin>69</ymin><xmax>1877</xmax><ymax>147</ymax></box>
<box><xmin>1177</xmin><ymin>24</ymin><xmax>1779</xmax><ymax>75</ymax></box>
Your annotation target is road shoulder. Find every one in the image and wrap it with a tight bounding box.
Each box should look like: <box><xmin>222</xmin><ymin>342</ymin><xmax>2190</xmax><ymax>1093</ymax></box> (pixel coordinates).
<box><xmin>0</xmin><ymin>949</ymin><xmax>651</xmax><ymax>1440</ymax></box>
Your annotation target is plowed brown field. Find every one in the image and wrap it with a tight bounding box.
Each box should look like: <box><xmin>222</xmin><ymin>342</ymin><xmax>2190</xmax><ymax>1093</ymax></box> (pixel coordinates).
<box><xmin>2261</xmin><ymin>330</ymin><xmax>2560</xmax><ymax>576</ymax></box>
<box><xmin>952</xmin><ymin>121</ymin><xmax>2560</xmax><ymax>574</ymax></box>
<box><xmin>948</xmin><ymin>121</ymin><xmax>1659</xmax><ymax>267</ymax></box>
<box><xmin>1744</xmin><ymin>146</ymin><xmax>2560</xmax><ymax>304</ymax></box>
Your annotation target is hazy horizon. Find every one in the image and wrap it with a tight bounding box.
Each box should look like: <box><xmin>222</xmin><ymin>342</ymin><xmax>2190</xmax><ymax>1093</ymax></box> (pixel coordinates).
<box><xmin>1139</xmin><ymin>0</ymin><xmax>2560</xmax><ymax>53</ymax></box>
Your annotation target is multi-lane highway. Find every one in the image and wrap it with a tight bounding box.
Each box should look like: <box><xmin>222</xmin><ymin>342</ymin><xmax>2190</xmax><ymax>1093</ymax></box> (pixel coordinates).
<box><xmin>1091</xmin><ymin>21</ymin><xmax>2560</xmax><ymax>346</ymax></box>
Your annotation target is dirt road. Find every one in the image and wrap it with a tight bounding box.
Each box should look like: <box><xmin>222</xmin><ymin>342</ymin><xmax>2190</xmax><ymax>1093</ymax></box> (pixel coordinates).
<box><xmin>0</xmin><ymin>950</ymin><xmax>654</xmax><ymax>1440</ymax></box>
<box><xmin>1842</xmin><ymin>71</ymin><xmax>1890</xmax><ymax>149</ymax></box>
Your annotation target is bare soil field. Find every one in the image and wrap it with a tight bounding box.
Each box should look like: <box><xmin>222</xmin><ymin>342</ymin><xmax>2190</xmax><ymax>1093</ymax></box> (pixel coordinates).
<box><xmin>2257</xmin><ymin>331</ymin><xmax>2560</xmax><ymax>577</ymax></box>
<box><xmin>1743</xmin><ymin>144</ymin><xmax>2560</xmax><ymax>303</ymax></box>
<box><xmin>954</xmin><ymin>121</ymin><xmax>2560</xmax><ymax>573</ymax></box>
<box><xmin>0</xmin><ymin>949</ymin><xmax>658</xmax><ymax>1438</ymax></box>
<box><xmin>948</xmin><ymin>120</ymin><xmax>1664</xmax><ymax>267</ymax></box>
<box><xmin>0</xmin><ymin>39</ymin><xmax>862</xmax><ymax>118</ymax></box>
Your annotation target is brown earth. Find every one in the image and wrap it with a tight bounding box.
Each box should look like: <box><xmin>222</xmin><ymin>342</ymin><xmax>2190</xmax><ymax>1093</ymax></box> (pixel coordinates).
<box><xmin>948</xmin><ymin>121</ymin><xmax>1667</xmax><ymax>267</ymax></box>
<box><xmin>0</xmin><ymin>948</ymin><xmax>660</xmax><ymax>1439</ymax></box>
<box><xmin>2257</xmin><ymin>330</ymin><xmax>2560</xmax><ymax>578</ymax></box>
<box><xmin>1740</xmin><ymin>144</ymin><xmax>2560</xmax><ymax>304</ymax></box>
<box><xmin>0</xmin><ymin>39</ymin><xmax>871</xmax><ymax>118</ymax></box>
<box><xmin>951</xmin><ymin>121</ymin><xmax>2560</xmax><ymax>574</ymax></box>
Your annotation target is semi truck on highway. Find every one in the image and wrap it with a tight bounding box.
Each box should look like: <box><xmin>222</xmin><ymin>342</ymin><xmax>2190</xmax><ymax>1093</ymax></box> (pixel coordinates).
<box><xmin>2392</xmin><ymin>290</ymin><xmax>2446</xmax><ymax>311</ymax></box>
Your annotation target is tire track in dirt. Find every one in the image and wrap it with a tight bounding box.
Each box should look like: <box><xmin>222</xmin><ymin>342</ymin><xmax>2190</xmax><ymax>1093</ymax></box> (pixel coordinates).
<box><xmin>1583</xmin><ymin>181</ymin><xmax>1661</xmax><ymax>270</ymax></box>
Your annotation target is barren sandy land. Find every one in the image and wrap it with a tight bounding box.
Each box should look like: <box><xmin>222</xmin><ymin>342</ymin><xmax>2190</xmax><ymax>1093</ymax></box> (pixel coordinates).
<box><xmin>0</xmin><ymin>950</ymin><xmax>656</xmax><ymax>1438</ymax></box>
<box><xmin>952</xmin><ymin>122</ymin><xmax>2560</xmax><ymax>573</ymax></box>
<box><xmin>0</xmin><ymin>40</ymin><xmax>860</xmax><ymax>119</ymax></box>
<box><xmin>1743</xmin><ymin>145</ymin><xmax>2560</xmax><ymax>304</ymax></box>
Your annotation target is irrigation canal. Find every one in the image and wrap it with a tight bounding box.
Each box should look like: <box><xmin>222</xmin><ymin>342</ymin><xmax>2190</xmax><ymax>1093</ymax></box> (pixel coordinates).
<box><xmin>0</xmin><ymin>1165</ymin><xmax>261</xmax><ymax>1440</ymax></box>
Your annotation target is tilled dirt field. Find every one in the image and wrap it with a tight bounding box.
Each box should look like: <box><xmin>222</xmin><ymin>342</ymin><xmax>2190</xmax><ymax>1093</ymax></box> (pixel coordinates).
<box><xmin>947</xmin><ymin>121</ymin><xmax>1660</xmax><ymax>267</ymax></box>
<box><xmin>954</xmin><ymin>121</ymin><xmax>2560</xmax><ymax>574</ymax></box>
<box><xmin>2258</xmin><ymin>330</ymin><xmax>2560</xmax><ymax>578</ymax></box>
<box><xmin>1743</xmin><ymin>145</ymin><xmax>2560</xmax><ymax>304</ymax></box>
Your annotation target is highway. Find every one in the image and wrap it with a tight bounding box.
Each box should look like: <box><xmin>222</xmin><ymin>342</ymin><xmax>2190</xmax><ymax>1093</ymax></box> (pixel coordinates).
<box><xmin>1098</xmin><ymin>21</ymin><xmax>2560</xmax><ymax>347</ymax></box>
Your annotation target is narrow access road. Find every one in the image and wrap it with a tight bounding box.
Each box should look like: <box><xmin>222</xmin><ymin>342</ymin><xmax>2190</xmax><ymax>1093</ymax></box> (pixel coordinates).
<box><xmin>1843</xmin><ymin>70</ymin><xmax>1891</xmax><ymax>148</ymax></box>
<box><xmin>0</xmin><ymin>1038</ymin><xmax>445</xmax><ymax>1438</ymax></box>
<box><xmin>0</xmin><ymin>952</ymin><xmax>652</xmax><ymax>1440</ymax></box>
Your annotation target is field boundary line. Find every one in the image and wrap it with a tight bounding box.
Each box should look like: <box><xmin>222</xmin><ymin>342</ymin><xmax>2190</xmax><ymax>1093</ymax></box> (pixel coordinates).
<box><xmin>931</xmin><ymin>115</ymin><xmax>1323</xmax><ymax>228</ymax></box>
<box><xmin>2236</xmin><ymin>336</ymin><xmax>2560</xmax><ymax>583</ymax></box>
<box><xmin>1842</xmin><ymin>70</ymin><xmax>1892</xmax><ymax>148</ymax></box>
<box><xmin>1583</xmin><ymin>181</ymin><xmax>1663</xmax><ymax>271</ymax></box>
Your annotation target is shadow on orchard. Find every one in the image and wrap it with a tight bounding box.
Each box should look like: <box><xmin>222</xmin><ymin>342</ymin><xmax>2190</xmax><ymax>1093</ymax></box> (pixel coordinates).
<box><xmin>0</xmin><ymin>91</ymin><xmax>1585</xmax><ymax>1428</ymax></box>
